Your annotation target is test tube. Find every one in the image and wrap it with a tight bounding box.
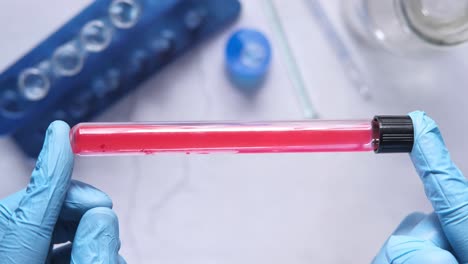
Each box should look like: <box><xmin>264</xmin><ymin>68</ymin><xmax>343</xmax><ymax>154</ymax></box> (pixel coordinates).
<box><xmin>70</xmin><ymin>116</ymin><xmax>413</xmax><ymax>156</ymax></box>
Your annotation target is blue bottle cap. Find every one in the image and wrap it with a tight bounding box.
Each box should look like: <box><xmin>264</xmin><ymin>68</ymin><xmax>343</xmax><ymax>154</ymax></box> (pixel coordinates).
<box><xmin>225</xmin><ymin>29</ymin><xmax>272</xmax><ymax>89</ymax></box>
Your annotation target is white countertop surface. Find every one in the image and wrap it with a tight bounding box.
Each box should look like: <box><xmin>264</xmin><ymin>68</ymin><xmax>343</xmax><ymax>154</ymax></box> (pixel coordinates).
<box><xmin>1</xmin><ymin>0</ymin><xmax>468</xmax><ymax>263</ymax></box>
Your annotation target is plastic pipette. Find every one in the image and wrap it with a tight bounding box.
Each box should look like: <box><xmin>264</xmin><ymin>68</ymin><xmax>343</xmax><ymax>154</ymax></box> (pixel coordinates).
<box><xmin>70</xmin><ymin>116</ymin><xmax>414</xmax><ymax>156</ymax></box>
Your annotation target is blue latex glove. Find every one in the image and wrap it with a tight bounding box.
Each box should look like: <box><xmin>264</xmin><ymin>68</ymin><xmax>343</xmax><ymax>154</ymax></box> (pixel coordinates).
<box><xmin>373</xmin><ymin>111</ymin><xmax>468</xmax><ymax>263</ymax></box>
<box><xmin>0</xmin><ymin>121</ymin><xmax>126</xmax><ymax>264</ymax></box>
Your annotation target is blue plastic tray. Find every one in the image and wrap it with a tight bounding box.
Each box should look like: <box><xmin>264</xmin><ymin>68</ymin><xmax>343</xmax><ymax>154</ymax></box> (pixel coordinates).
<box><xmin>0</xmin><ymin>0</ymin><xmax>241</xmax><ymax>157</ymax></box>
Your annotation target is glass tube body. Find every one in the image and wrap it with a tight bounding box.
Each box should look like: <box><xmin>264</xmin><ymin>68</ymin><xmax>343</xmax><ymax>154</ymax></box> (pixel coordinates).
<box><xmin>70</xmin><ymin>120</ymin><xmax>375</xmax><ymax>155</ymax></box>
<box><xmin>343</xmin><ymin>0</ymin><xmax>468</xmax><ymax>54</ymax></box>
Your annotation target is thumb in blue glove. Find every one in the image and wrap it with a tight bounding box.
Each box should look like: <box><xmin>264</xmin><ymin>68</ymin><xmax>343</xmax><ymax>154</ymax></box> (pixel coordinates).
<box><xmin>373</xmin><ymin>111</ymin><xmax>468</xmax><ymax>263</ymax></box>
<box><xmin>0</xmin><ymin>121</ymin><xmax>126</xmax><ymax>263</ymax></box>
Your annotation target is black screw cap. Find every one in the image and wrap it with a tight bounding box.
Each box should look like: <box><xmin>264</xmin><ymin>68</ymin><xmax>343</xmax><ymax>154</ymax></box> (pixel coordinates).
<box><xmin>373</xmin><ymin>115</ymin><xmax>414</xmax><ymax>153</ymax></box>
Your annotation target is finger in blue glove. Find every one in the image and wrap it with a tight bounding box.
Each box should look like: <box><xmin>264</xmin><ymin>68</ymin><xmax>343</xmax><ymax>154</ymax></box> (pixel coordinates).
<box><xmin>0</xmin><ymin>121</ymin><xmax>73</xmax><ymax>263</ymax></box>
<box><xmin>71</xmin><ymin>207</ymin><xmax>125</xmax><ymax>264</ymax></box>
<box><xmin>373</xmin><ymin>111</ymin><xmax>468</xmax><ymax>263</ymax></box>
<box><xmin>373</xmin><ymin>213</ymin><xmax>457</xmax><ymax>264</ymax></box>
<box><xmin>409</xmin><ymin>111</ymin><xmax>468</xmax><ymax>262</ymax></box>
<box><xmin>0</xmin><ymin>121</ymin><xmax>126</xmax><ymax>264</ymax></box>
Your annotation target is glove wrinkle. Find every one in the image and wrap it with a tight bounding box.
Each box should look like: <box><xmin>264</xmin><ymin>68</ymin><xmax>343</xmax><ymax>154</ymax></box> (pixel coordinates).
<box><xmin>71</xmin><ymin>208</ymin><xmax>121</xmax><ymax>264</ymax></box>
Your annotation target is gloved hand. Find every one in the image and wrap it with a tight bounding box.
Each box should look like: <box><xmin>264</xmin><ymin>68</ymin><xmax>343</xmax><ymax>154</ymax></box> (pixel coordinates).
<box><xmin>373</xmin><ymin>111</ymin><xmax>468</xmax><ymax>264</ymax></box>
<box><xmin>0</xmin><ymin>121</ymin><xmax>126</xmax><ymax>264</ymax></box>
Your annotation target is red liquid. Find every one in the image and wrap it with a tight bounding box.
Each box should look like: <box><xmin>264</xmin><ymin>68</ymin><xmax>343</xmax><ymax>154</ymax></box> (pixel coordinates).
<box><xmin>70</xmin><ymin>121</ymin><xmax>374</xmax><ymax>155</ymax></box>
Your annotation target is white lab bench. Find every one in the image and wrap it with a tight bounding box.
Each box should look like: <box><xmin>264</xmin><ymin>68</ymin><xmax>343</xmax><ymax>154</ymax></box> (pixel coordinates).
<box><xmin>1</xmin><ymin>0</ymin><xmax>468</xmax><ymax>263</ymax></box>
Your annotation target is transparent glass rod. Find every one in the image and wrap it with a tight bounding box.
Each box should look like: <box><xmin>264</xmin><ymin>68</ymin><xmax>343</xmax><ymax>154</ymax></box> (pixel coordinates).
<box><xmin>70</xmin><ymin>117</ymin><xmax>414</xmax><ymax>156</ymax></box>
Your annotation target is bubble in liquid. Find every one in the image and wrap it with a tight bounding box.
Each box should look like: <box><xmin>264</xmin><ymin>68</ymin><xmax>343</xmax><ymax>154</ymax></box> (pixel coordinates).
<box><xmin>109</xmin><ymin>0</ymin><xmax>141</xmax><ymax>29</ymax></box>
<box><xmin>52</xmin><ymin>43</ymin><xmax>85</xmax><ymax>77</ymax></box>
<box><xmin>80</xmin><ymin>20</ymin><xmax>113</xmax><ymax>52</ymax></box>
<box><xmin>18</xmin><ymin>67</ymin><xmax>51</xmax><ymax>101</ymax></box>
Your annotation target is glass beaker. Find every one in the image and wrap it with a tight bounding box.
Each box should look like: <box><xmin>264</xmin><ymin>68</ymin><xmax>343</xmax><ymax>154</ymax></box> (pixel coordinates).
<box><xmin>343</xmin><ymin>0</ymin><xmax>468</xmax><ymax>55</ymax></box>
